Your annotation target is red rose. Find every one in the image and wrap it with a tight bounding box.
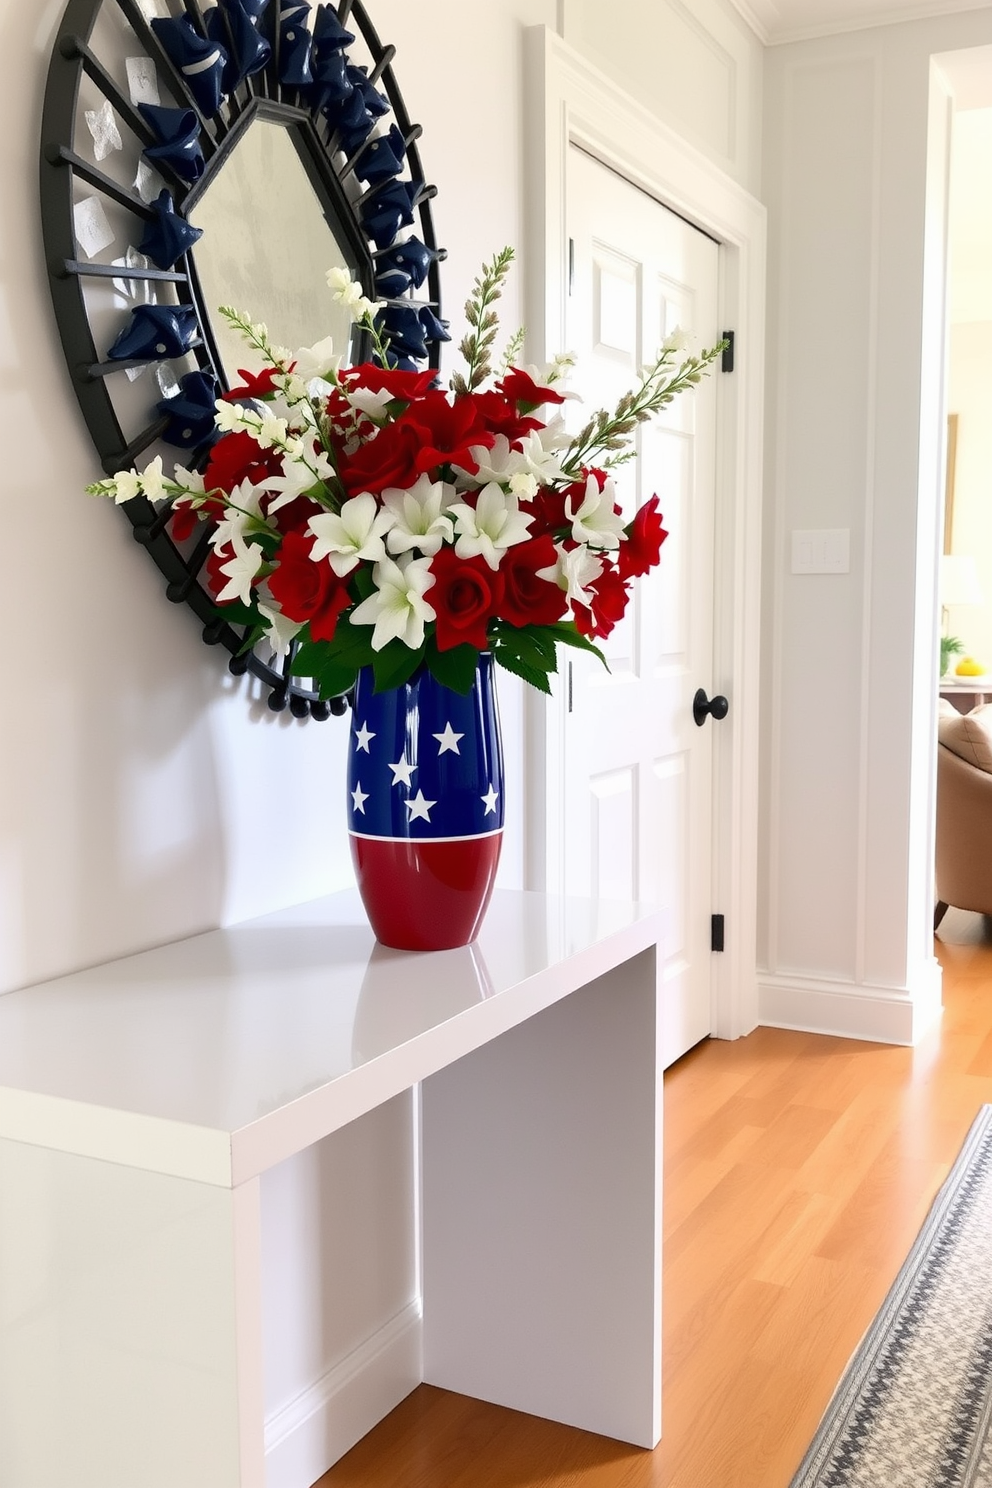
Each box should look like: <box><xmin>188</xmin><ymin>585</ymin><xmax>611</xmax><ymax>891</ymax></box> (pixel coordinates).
<box><xmin>204</xmin><ymin>430</ymin><xmax>282</xmax><ymax>495</ymax></box>
<box><xmin>268</xmin><ymin>531</ymin><xmax>352</xmax><ymax>643</ymax></box>
<box><xmin>525</xmin><ymin>487</ymin><xmax>569</xmax><ymax>538</ymax></box>
<box><xmin>619</xmin><ymin>495</ymin><xmax>669</xmax><ymax>580</ymax></box>
<box><xmin>340</xmin><ymin>363</ymin><xmax>436</xmax><ymax>403</ymax></box>
<box><xmin>265</xmin><ymin>493</ymin><xmax>319</xmax><ymax>536</ymax></box>
<box><xmin>573</xmin><ymin>566</ymin><xmax>630</xmax><ymax>639</ymax></box>
<box><xmin>498</xmin><ymin>537</ymin><xmax>568</xmax><ymax>628</ymax></box>
<box><xmin>497</xmin><ymin>368</ymin><xmax>567</xmax><ymax>409</ymax></box>
<box><xmin>226</xmin><ymin>365</ymin><xmax>290</xmax><ymax>399</ymax></box>
<box><xmin>398</xmin><ymin>391</ymin><xmax>496</xmax><ymax>476</ymax></box>
<box><xmin>471</xmin><ymin>390</ymin><xmax>543</xmax><ymax>446</ymax></box>
<box><xmin>339</xmin><ymin>420</ymin><xmax>423</xmax><ymax>495</ymax></box>
<box><xmin>429</xmin><ymin>548</ymin><xmax>504</xmax><ymax>652</ymax></box>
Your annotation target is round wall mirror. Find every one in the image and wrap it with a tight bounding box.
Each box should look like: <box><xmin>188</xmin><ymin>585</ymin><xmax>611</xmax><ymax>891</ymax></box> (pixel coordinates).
<box><xmin>41</xmin><ymin>0</ymin><xmax>445</xmax><ymax>719</ymax></box>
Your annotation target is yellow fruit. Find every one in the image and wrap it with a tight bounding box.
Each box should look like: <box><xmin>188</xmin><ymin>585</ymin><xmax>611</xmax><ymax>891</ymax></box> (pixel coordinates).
<box><xmin>956</xmin><ymin>657</ymin><xmax>986</xmax><ymax>676</ymax></box>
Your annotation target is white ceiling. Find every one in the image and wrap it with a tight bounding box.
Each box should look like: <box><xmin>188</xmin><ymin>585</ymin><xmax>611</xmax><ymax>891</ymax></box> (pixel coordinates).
<box><xmin>730</xmin><ymin>0</ymin><xmax>990</xmax><ymax>45</ymax></box>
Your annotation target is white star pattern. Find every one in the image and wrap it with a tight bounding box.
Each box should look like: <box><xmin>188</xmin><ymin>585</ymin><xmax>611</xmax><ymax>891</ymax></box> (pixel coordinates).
<box><xmin>406</xmin><ymin>790</ymin><xmax>436</xmax><ymax>822</ymax></box>
<box><xmin>388</xmin><ymin>758</ymin><xmax>417</xmax><ymax>787</ymax></box>
<box><xmin>481</xmin><ymin>785</ymin><xmax>500</xmax><ymax>815</ymax></box>
<box><xmin>354</xmin><ymin>721</ymin><xmax>375</xmax><ymax>753</ymax></box>
<box><xmin>351</xmin><ymin>783</ymin><xmax>369</xmax><ymax>814</ymax></box>
<box><xmin>433</xmin><ymin>721</ymin><xmax>464</xmax><ymax>755</ymax></box>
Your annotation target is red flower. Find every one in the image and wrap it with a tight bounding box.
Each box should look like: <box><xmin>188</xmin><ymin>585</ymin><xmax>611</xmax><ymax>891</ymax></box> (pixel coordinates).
<box><xmin>619</xmin><ymin>495</ymin><xmax>669</xmax><ymax>580</ymax></box>
<box><xmin>339</xmin><ymin>420</ymin><xmax>424</xmax><ymax>495</ymax></box>
<box><xmin>204</xmin><ymin>430</ymin><xmax>282</xmax><ymax>495</ymax></box>
<box><xmin>265</xmin><ymin>493</ymin><xmax>318</xmax><ymax>536</ymax></box>
<box><xmin>428</xmin><ymin>548</ymin><xmax>504</xmax><ymax>652</ymax></box>
<box><xmin>170</xmin><ymin>497</ymin><xmax>201</xmax><ymax>543</ymax></box>
<box><xmin>398</xmin><ymin>391</ymin><xmax>496</xmax><ymax>476</ymax></box>
<box><xmin>525</xmin><ymin>487</ymin><xmax>570</xmax><ymax>538</ymax></box>
<box><xmin>497</xmin><ymin>368</ymin><xmax>567</xmax><ymax>409</ymax></box>
<box><xmin>573</xmin><ymin>566</ymin><xmax>630</xmax><ymax>639</ymax></box>
<box><xmin>204</xmin><ymin>544</ymin><xmax>233</xmax><ymax>601</ymax></box>
<box><xmin>340</xmin><ymin>363</ymin><xmax>436</xmax><ymax>403</ymax></box>
<box><xmin>225</xmin><ymin>365</ymin><xmax>290</xmax><ymax>399</ymax></box>
<box><xmin>471</xmin><ymin>390</ymin><xmax>543</xmax><ymax>446</ymax></box>
<box><xmin>498</xmin><ymin>537</ymin><xmax>568</xmax><ymax>628</ymax></box>
<box><xmin>268</xmin><ymin>531</ymin><xmax>352</xmax><ymax>643</ymax></box>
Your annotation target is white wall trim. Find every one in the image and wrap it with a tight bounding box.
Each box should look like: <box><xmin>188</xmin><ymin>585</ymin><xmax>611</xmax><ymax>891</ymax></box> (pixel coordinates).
<box><xmin>263</xmin><ymin>1299</ymin><xmax>421</xmax><ymax>1488</ymax></box>
<box><xmin>758</xmin><ymin>962</ymin><xmax>943</xmax><ymax>1046</ymax></box>
<box><xmin>523</xmin><ymin>26</ymin><xmax>766</xmax><ymax>1043</ymax></box>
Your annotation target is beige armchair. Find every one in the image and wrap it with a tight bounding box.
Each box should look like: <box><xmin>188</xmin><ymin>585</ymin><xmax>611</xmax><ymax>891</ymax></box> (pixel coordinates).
<box><xmin>935</xmin><ymin>702</ymin><xmax>992</xmax><ymax>930</ymax></box>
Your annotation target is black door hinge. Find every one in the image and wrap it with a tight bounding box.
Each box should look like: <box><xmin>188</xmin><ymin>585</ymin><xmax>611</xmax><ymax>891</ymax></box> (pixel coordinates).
<box><xmin>711</xmin><ymin>913</ymin><xmax>725</xmax><ymax>952</ymax></box>
<box><xmin>720</xmin><ymin>331</ymin><xmax>735</xmax><ymax>373</ymax></box>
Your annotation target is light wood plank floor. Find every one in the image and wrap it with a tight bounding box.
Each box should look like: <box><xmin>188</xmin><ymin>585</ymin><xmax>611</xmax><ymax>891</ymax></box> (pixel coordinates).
<box><xmin>315</xmin><ymin>912</ymin><xmax>992</xmax><ymax>1488</ymax></box>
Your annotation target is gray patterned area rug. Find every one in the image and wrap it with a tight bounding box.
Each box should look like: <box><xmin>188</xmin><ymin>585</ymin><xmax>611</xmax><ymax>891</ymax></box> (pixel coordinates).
<box><xmin>790</xmin><ymin>1105</ymin><xmax>992</xmax><ymax>1488</ymax></box>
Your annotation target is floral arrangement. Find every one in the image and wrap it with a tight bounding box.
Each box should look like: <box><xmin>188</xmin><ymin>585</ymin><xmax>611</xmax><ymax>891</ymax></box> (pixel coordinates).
<box><xmin>89</xmin><ymin>249</ymin><xmax>723</xmax><ymax>699</ymax></box>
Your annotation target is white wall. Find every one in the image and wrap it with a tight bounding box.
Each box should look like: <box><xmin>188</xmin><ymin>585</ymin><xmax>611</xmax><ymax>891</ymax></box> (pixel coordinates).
<box><xmin>948</xmin><ymin>322</ymin><xmax>992</xmax><ymax>666</ymax></box>
<box><xmin>759</xmin><ymin>11</ymin><xmax>992</xmax><ymax>1043</ymax></box>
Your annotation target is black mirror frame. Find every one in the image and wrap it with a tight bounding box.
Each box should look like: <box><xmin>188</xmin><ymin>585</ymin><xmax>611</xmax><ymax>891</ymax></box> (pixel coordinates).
<box><xmin>41</xmin><ymin>0</ymin><xmax>444</xmax><ymax>720</ymax></box>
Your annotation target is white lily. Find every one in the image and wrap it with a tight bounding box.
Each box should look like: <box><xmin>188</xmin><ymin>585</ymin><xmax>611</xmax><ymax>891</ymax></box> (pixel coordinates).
<box><xmin>350</xmin><ymin>554</ymin><xmax>437</xmax><ymax>652</ymax></box>
<box><xmin>212</xmin><ymin>479</ymin><xmax>265</xmax><ymax>549</ymax></box>
<box><xmin>567</xmin><ymin>473</ymin><xmax>627</xmax><ymax>550</ymax></box>
<box><xmin>308</xmin><ymin>491</ymin><xmax>393</xmax><ymax>576</ymax></box>
<box><xmin>291</xmin><ymin>336</ymin><xmax>340</xmax><ymax>381</ymax></box>
<box><xmin>345</xmin><ymin>385</ymin><xmax>399</xmax><ymax>422</ymax></box>
<box><xmin>215</xmin><ymin>529</ymin><xmax>265</xmax><ymax>606</ymax></box>
<box><xmin>257</xmin><ymin>600</ymin><xmax>305</xmax><ymax>657</ymax></box>
<box><xmin>172</xmin><ymin>464</ymin><xmax>206</xmax><ymax>498</ymax></box>
<box><xmin>265</xmin><ymin>445</ymin><xmax>334</xmax><ymax>512</ymax></box>
<box><xmin>449</xmin><ymin>482</ymin><xmax>534</xmax><ymax>571</ymax></box>
<box><xmin>382</xmin><ymin>474</ymin><xmax>456</xmax><ymax>557</ymax></box>
<box><xmin>538</xmin><ymin>544</ymin><xmax>604</xmax><ymax>608</ymax></box>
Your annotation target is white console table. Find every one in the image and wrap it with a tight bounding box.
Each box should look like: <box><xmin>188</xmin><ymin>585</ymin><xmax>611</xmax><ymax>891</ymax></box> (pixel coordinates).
<box><xmin>0</xmin><ymin>889</ymin><xmax>663</xmax><ymax>1488</ymax></box>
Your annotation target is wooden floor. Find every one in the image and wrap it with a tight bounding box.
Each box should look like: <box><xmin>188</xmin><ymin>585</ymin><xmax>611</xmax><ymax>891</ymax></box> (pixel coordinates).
<box><xmin>315</xmin><ymin>911</ymin><xmax>992</xmax><ymax>1488</ymax></box>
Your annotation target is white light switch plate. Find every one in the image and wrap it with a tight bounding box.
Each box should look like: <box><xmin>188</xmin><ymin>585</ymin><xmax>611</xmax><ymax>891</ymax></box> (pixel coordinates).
<box><xmin>791</xmin><ymin>528</ymin><xmax>850</xmax><ymax>574</ymax></box>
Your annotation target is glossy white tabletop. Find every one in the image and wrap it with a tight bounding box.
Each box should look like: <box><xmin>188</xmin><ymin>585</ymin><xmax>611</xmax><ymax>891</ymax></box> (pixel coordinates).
<box><xmin>0</xmin><ymin>889</ymin><xmax>663</xmax><ymax>1186</ymax></box>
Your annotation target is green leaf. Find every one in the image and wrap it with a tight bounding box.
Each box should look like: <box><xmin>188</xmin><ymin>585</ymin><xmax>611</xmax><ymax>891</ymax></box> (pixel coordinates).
<box><xmin>315</xmin><ymin>662</ymin><xmax>360</xmax><ymax>700</ymax></box>
<box><xmin>542</xmin><ymin>622</ymin><xmax>609</xmax><ymax>669</ymax></box>
<box><xmin>425</xmin><ymin>642</ymin><xmax>479</xmax><ymax>695</ymax></box>
<box><xmin>490</xmin><ymin>623</ymin><xmax>559</xmax><ymax>677</ymax></box>
<box><xmin>492</xmin><ymin>647</ymin><xmax>552</xmax><ymax>694</ymax></box>
<box><xmin>215</xmin><ymin>600</ymin><xmax>264</xmax><ymax>628</ymax></box>
<box><xmin>372</xmin><ymin>641</ymin><xmax>424</xmax><ymax>693</ymax></box>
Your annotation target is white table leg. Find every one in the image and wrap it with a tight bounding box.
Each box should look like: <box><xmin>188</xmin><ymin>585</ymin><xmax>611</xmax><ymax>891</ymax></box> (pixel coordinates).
<box><xmin>0</xmin><ymin>1138</ymin><xmax>265</xmax><ymax>1488</ymax></box>
<box><xmin>421</xmin><ymin>947</ymin><xmax>662</xmax><ymax>1447</ymax></box>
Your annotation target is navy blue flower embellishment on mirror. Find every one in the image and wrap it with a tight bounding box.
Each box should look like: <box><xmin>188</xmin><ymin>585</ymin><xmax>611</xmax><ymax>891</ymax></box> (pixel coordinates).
<box><xmin>138</xmin><ymin>105</ymin><xmax>205</xmax><ymax>184</ymax></box>
<box><xmin>150</xmin><ymin>16</ymin><xmax>228</xmax><ymax>116</ymax></box>
<box><xmin>108</xmin><ymin>303</ymin><xmax>199</xmax><ymax>362</ymax></box>
<box><xmin>139</xmin><ymin>191</ymin><xmax>203</xmax><ymax>270</ymax></box>
<box><xmin>157</xmin><ymin>371</ymin><xmax>219</xmax><ymax>449</ymax></box>
<box><xmin>205</xmin><ymin>0</ymin><xmax>271</xmax><ymax>93</ymax></box>
<box><xmin>279</xmin><ymin>3</ymin><xmax>314</xmax><ymax>87</ymax></box>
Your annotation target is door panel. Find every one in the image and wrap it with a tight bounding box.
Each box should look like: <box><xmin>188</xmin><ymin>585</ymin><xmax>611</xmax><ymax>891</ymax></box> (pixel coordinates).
<box><xmin>563</xmin><ymin>147</ymin><xmax>720</xmax><ymax>1066</ymax></box>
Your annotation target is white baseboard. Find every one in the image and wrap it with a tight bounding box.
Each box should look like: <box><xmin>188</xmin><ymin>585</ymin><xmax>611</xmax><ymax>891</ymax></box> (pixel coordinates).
<box><xmin>758</xmin><ymin>961</ymin><xmax>943</xmax><ymax>1045</ymax></box>
<box><xmin>263</xmin><ymin>1299</ymin><xmax>422</xmax><ymax>1488</ymax></box>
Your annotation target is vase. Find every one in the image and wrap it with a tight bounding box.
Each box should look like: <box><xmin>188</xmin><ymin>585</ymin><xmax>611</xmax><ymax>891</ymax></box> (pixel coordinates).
<box><xmin>347</xmin><ymin>654</ymin><xmax>504</xmax><ymax>951</ymax></box>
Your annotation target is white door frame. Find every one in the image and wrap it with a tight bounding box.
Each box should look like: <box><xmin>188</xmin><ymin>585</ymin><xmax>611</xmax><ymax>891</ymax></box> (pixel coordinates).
<box><xmin>522</xmin><ymin>27</ymin><xmax>766</xmax><ymax>1042</ymax></box>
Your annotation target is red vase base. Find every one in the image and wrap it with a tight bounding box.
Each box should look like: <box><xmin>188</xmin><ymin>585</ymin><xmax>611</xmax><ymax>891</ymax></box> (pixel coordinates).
<box><xmin>350</xmin><ymin>834</ymin><xmax>503</xmax><ymax>951</ymax></box>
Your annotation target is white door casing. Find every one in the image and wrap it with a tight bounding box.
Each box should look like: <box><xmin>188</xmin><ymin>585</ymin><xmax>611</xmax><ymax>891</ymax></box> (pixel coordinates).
<box><xmin>564</xmin><ymin>147</ymin><xmax>720</xmax><ymax>1065</ymax></box>
<box><xmin>523</xmin><ymin>26</ymin><xmax>767</xmax><ymax>1044</ymax></box>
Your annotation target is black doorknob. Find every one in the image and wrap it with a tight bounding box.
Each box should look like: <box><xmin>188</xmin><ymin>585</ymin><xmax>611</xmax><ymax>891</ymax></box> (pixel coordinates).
<box><xmin>693</xmin><ymin>687</ymin><xmax>729</xmax><ymax>727</ymax></box>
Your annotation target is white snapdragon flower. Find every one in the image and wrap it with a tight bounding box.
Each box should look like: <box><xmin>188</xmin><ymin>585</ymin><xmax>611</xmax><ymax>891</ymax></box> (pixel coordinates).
<box><xmin>257</xmin><ymin>600</ymin><xmax>305</xmax><ymax>657</ymax></box>
<box><xmin>345</xmin><ymin>385</ymin><xmax>399</xmax><ymax>422</ymax></box>
<box><xmin>662</xmin><ymin>326</ymin><xmax>691</xmax><ymax>353</ymax></box>
<box><xmin>449</xmin><ymin>483</ymin><xmax>534</xmax><ymax>571</ymax></box>
<box><xmin>254</xmin><ymin>411</ymin><xmax>289</xmax><ymax>450</ymax></box>
<box><xmin>308</xmin><ymin>491</ymin><xmax>393</xmax><ymax>576</ymax></box>
<box><xmin>109</xmin><ymin>468</ymin><xmax>142</xmax><ymax>504</ymax></box>
<box><xmin>215</xmin><ymin>530</ymin><xmax>265</xmax><ymax>606</ymax></box>
<box><xmin>326</xmin><ymin>265</ymin><xmax>376</xmax><ymax>322</ymax></box>
<box><xmin>173</xmin><ymin>464</ymin><xmax>206</xmax><ymax>498</ymax></box>
<box><xmin>383</xmin><ymin>474</ymin><xmax>456</xmax><ymax>557</ymax></box>
<box><xmin>567</xmin><ymin>473</ymin><xmax>627</xmax><ymax>550</ymax></box>
<box><xmin>350</xmin><ymin>554</ymin><xmax>436</xmax><ymax>652</ymax></box>
<box><xmin>537</xmin><ymin>543</ymin><xmax>603</xmax><ymax>608</ymax></box>
<box><xmin>508</xmin><ymin>471</ymin><xmax>539</xmax><ymax>499</ymax></box>
<box><xmin>139</xmin><ymin>455</ymin><xmax>167</xmax><ymax>503</ymax></box>
<box><xmin>214</xmin><ymin>398</ymin><xmax>246</xmax><ymax>434</ymax></box>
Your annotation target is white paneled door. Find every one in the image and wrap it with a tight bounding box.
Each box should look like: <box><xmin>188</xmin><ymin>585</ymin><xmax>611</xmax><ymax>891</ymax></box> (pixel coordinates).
<box><xmin>562</xmin><ymin>147</ymin><xmax>721</xmax><ymax>1067</ymax></box>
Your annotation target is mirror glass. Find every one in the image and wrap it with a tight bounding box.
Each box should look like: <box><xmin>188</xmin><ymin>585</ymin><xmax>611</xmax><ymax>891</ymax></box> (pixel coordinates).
<box><xmin>188</xmin><ymin>119</ymin><xmax>361</xmax><ymax>381</ymax></box>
